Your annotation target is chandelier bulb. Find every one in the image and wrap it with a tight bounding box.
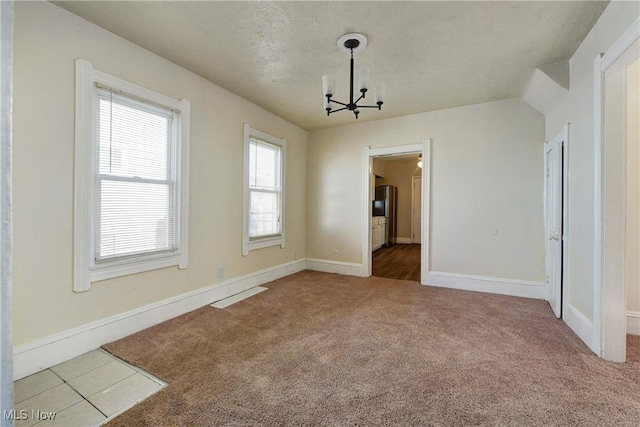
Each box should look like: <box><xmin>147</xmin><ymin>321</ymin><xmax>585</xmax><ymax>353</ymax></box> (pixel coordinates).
<box><xmin>375</xmin><ymin>83</ymin><xmax>386</xmax><ymax>105</ymax></box>
<box><xmin>358</xmin><ymin>68</ymin><xmax>371</xmax><ymax>93</ymax></box>
<box><xmin>322</xmin><ymin>74</ymin><xmax>335</xmax><ymax>97</ymax></box>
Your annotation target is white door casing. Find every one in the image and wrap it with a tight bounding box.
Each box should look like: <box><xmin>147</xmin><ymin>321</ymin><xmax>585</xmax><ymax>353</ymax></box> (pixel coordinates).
<box><xmin>0</xmin><ymin>0</ymin><xmax>13</xmax><ymax>419</ymax></box>
<box><xmin>594</xmin><ymin>19</ymin><xmax>639</xmax><ymax>362</ymax></box>
<box><xmin>363</xmin><ymin>141</ymin><xmax>430</xmax><ymax>281</ymax></box>
<box><xmin>412</xmin><ymin>176</ymin><xmax>422</xmax><ymax>244</ymax></box>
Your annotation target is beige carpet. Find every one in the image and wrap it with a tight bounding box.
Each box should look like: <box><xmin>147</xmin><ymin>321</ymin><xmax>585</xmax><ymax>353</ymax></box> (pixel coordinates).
<box><xmin>103</xmin><ymin>271</ymin><xmax>640</xmax><ymax>426</ymax></box>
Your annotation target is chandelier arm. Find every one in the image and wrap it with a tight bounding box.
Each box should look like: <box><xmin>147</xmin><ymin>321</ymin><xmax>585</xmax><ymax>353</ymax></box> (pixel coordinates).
<box><xmin>329</xmin><ymin>99</ymin><xmax>349</xmax><ymax>107</ymax></box>
<box><xmin>328</xmin><ymin>106</ymin><xmax>348</xmax><ymax>114</ymax></box>
<box><xmin>354</xmin><ymin>103</ymin><xmax>383</xmax><ymax>110</ymax></box>
<box><xmin>354</xmin><ymin>93</ymin><xmax>365</xmax><ymax>104</ymax></box>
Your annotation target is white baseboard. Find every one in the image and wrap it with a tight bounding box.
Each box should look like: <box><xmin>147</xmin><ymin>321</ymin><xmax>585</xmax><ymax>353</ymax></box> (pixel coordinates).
<box><xmin>305</xmin><ymin>259</ymin><xmax>365</xmax><ymax>277</ymax></box>
<box><xmin>627</xmin><ymin>311</ymin><xmax>640</xmax><ymax>336</ymax></box>
<box><xmin>395</xmin><ymin>237</ymin><xmax>413</xmax><ymax>244</ymax></box>
<box><xmin>424</xmin><ymin>271</ymin><xmax>547</xmax><ymax>300</ymax></box>
<box><xmin>13</xmin><ymin>259</ymin><xmax>305</xmax><ymax>380</ymax></box>
<box><xmin>564</xmin><ymin>303</ymin><xmax>596</xmax><ymax>352</ymax></box>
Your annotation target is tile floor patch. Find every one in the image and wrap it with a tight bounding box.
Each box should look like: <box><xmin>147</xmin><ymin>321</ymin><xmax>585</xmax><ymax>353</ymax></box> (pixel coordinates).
<box><xmin>32</xmin><ymin>400</ymin><xmax>106</xmax><ymax>427</ymax></box>
<box><xmin>14</xmin><ymin>370</ymin><xmax>63</xmax><ymax>404</ymax></box>
<box><xmin>15</xmin><ymin>384</ymin><xmax>83</xmax><ymax>427</ymax></box>
<box><xmin>50</xmin><ymin>349</ymin><xmax>113</xmax><ymax>381</ymax></box>
<box><xmin>68</xmin><ymin>360</ymin><xmax>135</xmax><ymax>397</ymax></box>
<box><xmin>13</xmin><ymin>349</ymin><xmax>166</xmax><ymax>427</ymax></box>
<box><xmin>88</xmin><ymin>372</ymin><xmax>163</xmax><ymax>417</ymax></box>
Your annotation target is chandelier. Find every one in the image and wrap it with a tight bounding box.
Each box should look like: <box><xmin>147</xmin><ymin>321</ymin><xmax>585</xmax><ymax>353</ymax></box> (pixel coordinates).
<box><xmin>322</xmin><ymin>33</ymin><xmax>385</xmax><ymax>119</ymax></box>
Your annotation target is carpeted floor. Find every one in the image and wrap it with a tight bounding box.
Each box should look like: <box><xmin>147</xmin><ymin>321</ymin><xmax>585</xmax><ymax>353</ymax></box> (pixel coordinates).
<box><xmin>628</xmin><ymin>334</ymin><xmax>640</xmax><ymax>363</ymax></box>
<box><xmin>103</xmin><ymin>271</ymin><xmax>640</xmax><ymax>426</ymax></box>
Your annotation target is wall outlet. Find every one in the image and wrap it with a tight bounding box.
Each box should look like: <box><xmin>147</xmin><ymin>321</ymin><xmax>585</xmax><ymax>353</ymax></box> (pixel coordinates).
<box><xmin>217</xmin><ymin>265</ymin><xmax>225</xmax><ymax>279</ymax></box>
<box><xmin>332</xmin><ymin>249</ymin><xmax>339</xmax><ymax>258</ymax></box>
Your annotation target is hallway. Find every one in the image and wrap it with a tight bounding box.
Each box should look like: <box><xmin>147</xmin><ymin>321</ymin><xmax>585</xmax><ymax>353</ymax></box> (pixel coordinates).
<box><xmin>372</xmin><ymin>244</ymin><xmax>421</xmax><ymax>282</ymax></box>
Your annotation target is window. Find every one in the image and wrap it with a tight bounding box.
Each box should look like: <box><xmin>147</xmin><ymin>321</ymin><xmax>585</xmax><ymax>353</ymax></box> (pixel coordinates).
<box><xmin>74</xmin><ymin>59</ymin><xmax>190</xmax><ymax>292</ymax></box>
<box><xmin>242</xmin><ymin>124</ymin><xmax>286</xmax><ymax>255</ymax></box>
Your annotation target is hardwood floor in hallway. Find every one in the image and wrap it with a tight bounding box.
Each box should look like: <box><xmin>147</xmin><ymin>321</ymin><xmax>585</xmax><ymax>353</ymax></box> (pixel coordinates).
<box><xmin>372</xmin><ymin>243</ymin><xmax>421</xmax><ymax>282</ymax></box>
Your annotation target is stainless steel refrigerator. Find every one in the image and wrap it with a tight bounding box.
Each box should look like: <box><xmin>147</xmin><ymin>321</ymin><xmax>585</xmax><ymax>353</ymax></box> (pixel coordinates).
<box><xmin>374</xmin><ymin>185</ymin><xmax>397</xmax><ymax>247</ymax></box>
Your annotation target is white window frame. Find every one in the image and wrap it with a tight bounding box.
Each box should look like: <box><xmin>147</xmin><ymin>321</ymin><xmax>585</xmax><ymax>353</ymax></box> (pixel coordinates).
<box><xmin>242</xmin><ymin>124</ymin><xmax>286</xmax><ymax>256</ymax></box>
<box><xmin>74</xmin><ymin>59</ymin><xmax>190</xmax><ymax>292</ymax></box>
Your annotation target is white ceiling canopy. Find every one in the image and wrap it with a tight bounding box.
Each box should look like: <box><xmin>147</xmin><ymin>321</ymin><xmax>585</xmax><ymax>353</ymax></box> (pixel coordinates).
<box><xmin>52</xmin><ymin>1</ymin><xmax>608</xmax><ymax>131</ymax></box>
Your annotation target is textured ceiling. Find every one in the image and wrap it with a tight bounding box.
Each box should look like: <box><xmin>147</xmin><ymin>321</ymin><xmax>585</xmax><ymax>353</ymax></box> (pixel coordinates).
<box><xmin>52</xmin><ymin>1</ymin><xmax>608</xmax><ymax>131</ymax></box>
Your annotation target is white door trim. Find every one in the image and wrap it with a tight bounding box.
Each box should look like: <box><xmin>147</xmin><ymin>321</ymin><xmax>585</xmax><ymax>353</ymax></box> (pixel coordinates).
<box><xmin>411</xmin><ymin>176</ymin><xmax>422</xmax><ymax>244</ymax></box>
<box><xmin>562</xmin><ymin>125</ymin><xmax>570</xmax><ymax>322</ymax></box>
<box><xmin>593</xmin><ymin>17</ymin><xmax>639</xmax><ymax>361</ymax></box>
<box><xmin>0</xmin><ymin>0</ymin><xmax>13</xmax><ymax>416</ymax></box>
<box><xmin>362</xmin><ymin>141</ymin><xmax>431</xmax><ymax>281</ymax></box>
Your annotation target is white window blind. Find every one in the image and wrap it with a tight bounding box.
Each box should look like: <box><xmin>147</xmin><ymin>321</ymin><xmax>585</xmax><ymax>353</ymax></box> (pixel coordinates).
<box><xmin>248</xmin><ymin>138</ymin><xmax>282</xmax><ymax>240</ymax></box>
<box><xmin>95</xmin><ymin>88</ymin><xmax>178</xmax><ymax>261</ymax></box>
<box><xmin>75</xmin><ymin>59</ymin><xmax>190</xmax><ymax>292</ymax></box>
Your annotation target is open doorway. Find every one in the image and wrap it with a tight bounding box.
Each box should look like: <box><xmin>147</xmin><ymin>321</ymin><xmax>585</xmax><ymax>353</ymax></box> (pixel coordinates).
<box><xmin>362</xmin><ymin>141</ymin><xmax>430</xmax><ymax>284</ymax></box>
<box><xmin>594</xmin><ymin>20</ymin><xmax>639</xmax><ymax>362</ymax></box>
<box><xmin>371</xmin><ymin>154</ymin><xmax>422</xmax><ymax>281</ymax></box>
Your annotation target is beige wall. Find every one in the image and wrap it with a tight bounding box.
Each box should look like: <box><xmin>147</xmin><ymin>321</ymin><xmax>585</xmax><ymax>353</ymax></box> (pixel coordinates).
<box><xmin>373</xmin><ymin>158</ymin><xmax>421</xmax><ymax>240</ymax></box>
<box><xmin>307</xmin><ymin>98</ymin><xmax>545</xmax><ymax>282</ymax></box>
<box><xmin>546</xmin><ymin>1</ymin><xmax>640</xmax><ymax>320</ymax></box>
<box><xmin>12</xmin><ymin>2</ymin><xmax>307</xmax><ymax>345</ymax></box>
<box><xmin>372</xmin><ymin>158</ymin><xmax>386</xmax><ymax>179</ymax></box>
<box><xmin>627</xmin><ymin>59</ymin><xmax>640</xmax><ymax>313</ymax></box>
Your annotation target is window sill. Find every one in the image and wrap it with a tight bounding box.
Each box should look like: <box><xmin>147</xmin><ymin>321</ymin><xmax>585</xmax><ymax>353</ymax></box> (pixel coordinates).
<box><xmin>243</xmin><ymin>236</ymin><xmax>284</xmax><ymax>256</ymax></box>
<box><xmin>87</xmin><ymin>252</ymin><xmax>185</xmax><ymax>286</ymax></box>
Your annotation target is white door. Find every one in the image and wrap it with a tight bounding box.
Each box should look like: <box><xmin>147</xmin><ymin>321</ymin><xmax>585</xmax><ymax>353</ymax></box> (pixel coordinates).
<box><xmin>545</xmin><ymin>133</ymin><xmax>564</xmax><ymax>318</ymax></box>
<box><xmin>412</xmin><ymin>176</ymin><xmax>422</xmax><ymax>244</ymax></box>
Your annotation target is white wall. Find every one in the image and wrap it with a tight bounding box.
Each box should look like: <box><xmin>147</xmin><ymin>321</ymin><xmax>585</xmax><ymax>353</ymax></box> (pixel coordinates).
<box><xmin>12</xmin><ymin>2</ymin><xmax>307</xmax><ymax>347</ymax></box>
<box><xmin>307</xmin><ymin>98</ymin><xmax>545</xmax><ymax>283</ymax></box>
<box><xmin>545</xmin><ymin>1</ymin><xmax>640</xmax><ymax>324</ymax></box>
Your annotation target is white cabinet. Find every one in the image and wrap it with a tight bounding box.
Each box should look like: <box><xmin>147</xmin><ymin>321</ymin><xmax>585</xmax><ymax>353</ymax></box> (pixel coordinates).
<box><xmin>372</xmin><ymin>217</ymin><xmax>387</xmax><ymax>250</ymax></box>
